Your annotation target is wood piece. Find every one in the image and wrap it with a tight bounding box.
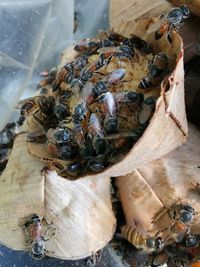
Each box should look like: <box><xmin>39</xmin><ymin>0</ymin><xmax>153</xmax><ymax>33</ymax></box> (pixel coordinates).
<box><xmin>117</xmin><ymin>124</ymin><xmax>200</xmax><ymax>241</ymax></box>
<box><xmin>0</xmin><ymin>134</ymin><xmax>116</xmax><ymax>259</ymax></box>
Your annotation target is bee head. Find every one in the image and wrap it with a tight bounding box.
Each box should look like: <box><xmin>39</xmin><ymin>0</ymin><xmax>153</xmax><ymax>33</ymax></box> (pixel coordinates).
<box><xmin>185</xmin><ymin>235</ymin><xmax>198</xmax><ymax>247</ymax></box>
<box><xmin>31</xmin><ymin>214</ymin><xmax>40</xmax><ymax>223</ymax></box>
<box><xmin>180</xmin><ymin>5</ymin><xmax>190</xmax><ymax>19</ymax></box>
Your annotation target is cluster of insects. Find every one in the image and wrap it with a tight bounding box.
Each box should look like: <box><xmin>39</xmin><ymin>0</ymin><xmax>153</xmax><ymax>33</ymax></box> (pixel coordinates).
<box><xmin>18</xmin><ymin>24</ymin><xmax>174</xmax><ymax>178</ymax></box>
<box><xmin>116</xmin><ymin>198</ymin><xmax>200</xmax><ymax>267</ymax></box>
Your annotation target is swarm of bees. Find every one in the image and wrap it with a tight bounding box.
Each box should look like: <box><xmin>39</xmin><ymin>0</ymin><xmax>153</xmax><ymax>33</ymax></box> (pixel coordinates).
<box><xmin>18</xmin><ymin>23</ymin><xmax>175</xmax><ymax>179</ymax></box>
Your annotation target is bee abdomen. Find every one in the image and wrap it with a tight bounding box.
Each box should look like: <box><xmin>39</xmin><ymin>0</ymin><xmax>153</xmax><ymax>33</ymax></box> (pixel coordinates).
<box><xmin>121</xmin><ymin>225</ymin><xmax>144</xmax><ymax>249</ymax></box>
<box><xmin>138</xmin><ymin>77</ymin><xmax>152</xmax><ymax>89</ymax></box>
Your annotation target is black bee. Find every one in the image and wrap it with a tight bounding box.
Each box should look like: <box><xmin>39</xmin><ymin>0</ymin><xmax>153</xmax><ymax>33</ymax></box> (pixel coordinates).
<box><xmin>155</xmin><ymin>5</ymin><xmax>190</xmax><ymax>43</ymax></box>
<box><xmin>139</xmin><ymin>53</ymin><xmax>169</xmax><ymax>89</ymax></box>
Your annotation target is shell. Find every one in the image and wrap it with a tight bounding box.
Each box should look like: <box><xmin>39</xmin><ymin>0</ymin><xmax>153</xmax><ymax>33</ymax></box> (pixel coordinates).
<box><xmin>0</xmin><ymin>134</ymin><xmax>116</xmax><ymax>259</ymax></box>
<box><xmin>28</xmin><ymin>18</ymin><xmax>188</xmax><ymax>180</ymax></box>
<box><xmin>117</xmin><ymin>123</ymin><xmax>200</xmax><ymax>241</ymax></box>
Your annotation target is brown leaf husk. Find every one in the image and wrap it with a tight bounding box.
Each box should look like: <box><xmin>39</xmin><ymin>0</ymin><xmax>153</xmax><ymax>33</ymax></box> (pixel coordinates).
<box><xmin>28</xmin><ymin>18</ymin><xmax>188</xmax><ymax>180</ymax></box>
<box><xmin>110</xmin><ymin>0</ymin><xmax>200</xmax><ymax>62</ymax></box>
<box><xmin>117</xmin><ymin>124</ymin><xmax>200</xmax><ymax>241</ymax></box>
<box><xmin>0</xmin><ymin>134</ymin><xmax>116</xmax><ymax>259</ymax></box>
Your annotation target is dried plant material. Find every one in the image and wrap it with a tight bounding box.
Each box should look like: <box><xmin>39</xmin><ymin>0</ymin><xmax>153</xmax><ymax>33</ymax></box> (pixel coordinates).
<box><xmin>0</xmin><ymin>134</ymin><xmax>116</xmax><ymax>259</ymax></box>
<box><xmin>110</xmin><ymin>0</ymin><xmax>200</xmax><ymax>62</ymax></box>
<box><xmin>169</xmin><ymin>0</ymin><xmax>200</xmax><ymax>17</ymax></box>
<box><xmin>109</xmin><ymin>0</ymin><xmax>174</xmax><ymax>29</ymax></box>
<box><xmin>26</xmin><ymin>19</ymin><xmax>187</xmax><ymax>180</ymax></box>
<box><xmin>117</xmin><ymin>124</ymin><xmax>200</xmax><ymax>248</ymax></box>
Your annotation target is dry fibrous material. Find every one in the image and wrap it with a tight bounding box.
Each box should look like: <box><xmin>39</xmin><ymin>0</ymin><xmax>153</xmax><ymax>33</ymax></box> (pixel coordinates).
<box><xmin>0</xmin><ymin>134</ymin><xmax>116</xmax><ymax>259</ymax></box>
<box><xmin>117</xmin><ymin>124</ymin><xmax>200</xmax><ymax>250</ymax></box>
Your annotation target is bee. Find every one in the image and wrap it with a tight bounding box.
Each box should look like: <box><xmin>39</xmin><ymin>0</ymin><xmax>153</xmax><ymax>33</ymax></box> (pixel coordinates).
<box><xmin>152</xmin><ymin>202</ymin><xmax>196</xmax><ymax>243</ymax></box>
<box><xmin>54</xmin><ymin>90</ymin><xmax>72</xmax><ymax>121</ymax></box>
<box><xmin>107</xmin><ymin>30</ymin><xmax>130</xmax><ymax>46</ymax></box>
<box><xmin>139</xmin><ymin>52</ymin><xmax>169</xmax><ymax>89</ymax></box>
<box><xmin>97</xmin><ymin>45</ymin><xmax>135</xmax><ymax>65</ymax></box>
<box><xmin>52</xmin><ymin>62</ymin><xmax>74</xmax><ymax>91</ymax></box>
<box><xmin>90</xmin><ymin>68</ymin><xmax>126</xmax><ymax>101</ymax></box>
<box><xmin>74</xmin><ymin>39</ymin><xmax>100</xmax><ymax>55</ymax></box>
<box><xmin>155</xmin><ymin>5</ymin><xmax>190</xmax><ymax>43</ymax></box>
<box><xmin>129</xmin><ymin>34</ymin><xmax>151</xmax><ymax>53</ymax></box>
<box><xmin>121</xmin><ymin>225</ymin><xmax>164</xmax><ymax>252</ymax></box>
<box><xmin>148</xmin><ymin>250</ymin><xmax>169</xmax><ymax>267</ymax></box>
<box><xmin>113</xmin><ymin>91</ymin><xmax>144</xmax><ymax>113</ymax></box>
<box><xmin>138</xmin><ymin>96</ymin><xmax>157</xmax><ymax>125</ymax></box>
<box><xmin>0</xmin><ymin>122</ymin><xmax>18</xmax><ymax>149</ymax></box>
<box><xmin>104</xmin><ymin>115</ymin><xmax>118</xmax><ymax>135</ymax></box>
<box><xmin>17</xmin><ymin>95</ymin><xmax>57</xmax><ymax>130</ymax></box>
<box><xmin>72</xmin><ymin>101</ymin><xmax>89</xmax><ymax>124</ymax></box>
<box><xmin>183</xmin><ymin>234</ymin><xmax>199</xmax><ymax>248</ymax></box>
<box><xmin>86</xmin><ymin>157</ymin><xmax>106</xmax><ymax>173</ymax></box>
<box><xmin>23</xmin><ymin>214</ymin><xmax>55</xmax><ymax>259</ymax></box>
<box><xmin>46</xmin><ymin>126</ymin><xmax>77</xmax><ymax>160</ymax></box>
<box><xmin>66</xmin><ymin>161</ymin><xmax>83</xmax><ymax>177</ymax></box>
<box><xmin>73</xmin><ymin>55</ymin><xmax>88</xmax><ymax>71</ymax></box>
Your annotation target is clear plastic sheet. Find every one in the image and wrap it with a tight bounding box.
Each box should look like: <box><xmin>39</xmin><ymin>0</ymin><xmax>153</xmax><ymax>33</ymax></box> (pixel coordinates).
<box><xmin>0</xmin><ymin>0</ymin><xmax>74</xmax><ymax>131</ymax></box>
<box><xmin>0</xmin><ymin>0</ymin><xmax>109</xmax><ymax>131</ymax></box>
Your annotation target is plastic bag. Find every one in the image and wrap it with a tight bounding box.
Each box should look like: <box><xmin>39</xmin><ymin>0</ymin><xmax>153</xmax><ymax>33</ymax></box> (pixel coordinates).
<box><xmin>0</xmin><ymin>0</ymin><xmax>74</xmax><ymax>131</ymax></box>
<box><xmin>0</xmin><ymin>0</ymin><xmax>109</xmax><ymax>131</ymax></box>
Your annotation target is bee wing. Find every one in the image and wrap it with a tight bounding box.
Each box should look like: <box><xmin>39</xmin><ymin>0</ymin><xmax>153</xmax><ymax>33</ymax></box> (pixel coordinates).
<box><xmin>89</xmin><ymin>113</ymin><xmax>104</xmax><ymax>138</ymax></box>
<box><xmin>107</xmin><ymin>68</ymin><xmax>126</xmax><ymax>84</ymax></box>
<box><xmin>97</xmin><ymin>46</ymin><xmax>121</xmax><ymax>54</ymax></box>
<box><xmin>16</xmin><ymin>96</ymin><xmax>40</xmax><ymax>109</ymax></box>
<box><xmin>81</xmin><ymin>81</ymin><xmax>93</xmax><ymax>100</ymax></box>
<box><xmin>27</xmin><ymin>131</ymin><xmax>46</xmax><ymax>143</ymax></box>
<box><xmin>97</xmin><ymin>29</ymin><xmax>109</xmax><ymax>40</ymax></box>
<box><xmin>103</xmin><ymin>92</ymin><xmax>116</xmax><ymax>115</ymax></box>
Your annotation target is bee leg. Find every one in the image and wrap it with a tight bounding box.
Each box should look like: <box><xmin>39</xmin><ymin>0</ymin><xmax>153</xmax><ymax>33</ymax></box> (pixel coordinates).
<box><xmin>32</xmin><ymin>110</ymin><xmax>45</xmax><ymax>127</ymax></box>
<box><xmin>44</xmin><ymin>248</ymin><xmax>55</xmax><ymax>254</ymax></box>
<box><xmin>43</xmin><ymin>226</ymin><xmax>56</xmax><ymax>241</ymax></box>
<box><xmin>23</xmin><ymin>227</ymin><xmax>32</xmax><ymax>243</ymax></box>
<box><xmin>166</xmin><ymin>24</ymin><xmax>174</xmax><ymax>44</ymax></box>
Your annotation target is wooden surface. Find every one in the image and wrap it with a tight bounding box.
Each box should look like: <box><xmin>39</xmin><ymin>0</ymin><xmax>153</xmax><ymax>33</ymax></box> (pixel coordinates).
<box><xmin>117</xmin><ymin>124</ymin><xmax>200</xmax><ymax>238</ymax></box>
<box><xmin>0</xmin><ymin>134</ymin><xmax>116</xmax><ymax>259</ymax></box>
